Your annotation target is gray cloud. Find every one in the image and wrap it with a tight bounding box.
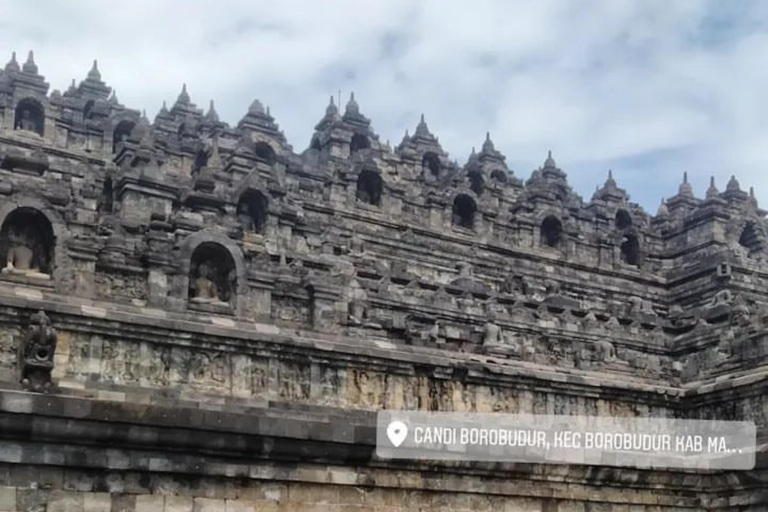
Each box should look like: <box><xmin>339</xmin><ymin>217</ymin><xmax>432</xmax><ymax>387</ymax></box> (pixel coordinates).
<box><xmin>2</xmin><ymin>0</ymin><xmax>768</xmax><ymax>210</ymax></box>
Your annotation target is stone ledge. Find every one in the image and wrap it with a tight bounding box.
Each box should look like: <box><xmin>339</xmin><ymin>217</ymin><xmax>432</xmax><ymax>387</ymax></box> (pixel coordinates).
<box><xmin>0</xmin><ymin>390</ymin><xmax>375</xmax><ymax>447</ymax></box>
<box><xmin>0</xmin><ymin>389</ymin><xmax>765</xmax><ymax>478</ymax></box>
<box><xmin>0</xmin><ymin>289</ymin><xmax>688</xmax><ymax>400</ymax></box>
<box><xmin>0</xmin><ymin>459</ymin><xmax>721</xmax><ymax>509</ymax></box>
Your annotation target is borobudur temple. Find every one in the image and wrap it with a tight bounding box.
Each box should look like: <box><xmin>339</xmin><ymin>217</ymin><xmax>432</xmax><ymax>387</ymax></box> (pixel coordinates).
<box><xmin>0</xmin><ymin>51</ymin><xmax>765</xmax><ymax>511</ymax></box>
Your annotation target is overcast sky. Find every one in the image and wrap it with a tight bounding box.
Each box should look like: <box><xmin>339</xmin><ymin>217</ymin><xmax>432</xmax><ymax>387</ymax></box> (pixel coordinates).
<box><xmin>2</xmin><ymin>0</ymin><xmax>768</xmax><ymax>212</ymax></box>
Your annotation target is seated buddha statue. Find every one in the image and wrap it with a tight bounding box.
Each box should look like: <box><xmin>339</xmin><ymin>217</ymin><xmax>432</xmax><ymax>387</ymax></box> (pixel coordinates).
<box><xmin>16</xmin><ymin>109</ymin><xmax>39</xmax><ymax>133</ymax></box>
<box><xmin>190</xmin><ymin>263</ymin><xmax>227</xmax><ymax>305</ymax></box>
<box><xmin>2</xmin><ymin>229</ymin><xmax>50</xmax><ymax>279</ymax></box>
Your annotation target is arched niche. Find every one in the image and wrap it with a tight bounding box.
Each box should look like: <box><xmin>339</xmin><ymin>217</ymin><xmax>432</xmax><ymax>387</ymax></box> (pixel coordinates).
<box><xmin>98</xmin><ymin>177</ymin><xmax>114</xmax><ymax>214</ymax></box>
<box><xmin>112</xmin><ymin>120</ymin><xmax>135</xmax><ymax>153</ymax></box>
<box><xmin>422</xmin><ymin>152</ymin><xmax>441</xmax><ymax>178</ymax></box>
<box><xmin>237</xmin><ymin>190</ymin><xmax>269</xmax><ymax>234</ymax></box>
<box><xmin>615</xmin><ymin>209</ymin><xmax>632</xmax><ymax>230</ymax></box>
<box><xmin>83</xmin><ymin>99</ymin><xmax>95</xmax><ymax>121</ymax></box>
<box><xmin>188</xmin><ymin>242</ymin><xmax>236</xmax><ymax>306</ymax></box>
<box><xmin>540</xmin><ymin>216</ymin><xmax>562</xmax><ymax>248</ymax></box>
<box><xmin>0</xmin><ymin>207</ymin><xmax>55</xmax><ymax>279</ymax></box>
<box><xmin>491</xmin><ymin>169</ymin><xmax>507</xmax><ymax>184</ymax></box>
<box><xmin>620</xmin><ymin>234</ymin><xmax>640</xmax><ymax>266</ymax></box>
<box><xmin>356</xmin><ymin>170</ymin><xmax>383</xmax><ymax>206</ymax></box>
<box><xmin>739</xmin><ymin>221</ymin><xmax>763</xmax><ymax>253</ymax></box>
<box><xmin>468</xmin><ymin>171</ymin><xmax>484</xmax><ymax>196</ymax></box>
<box><xmin>452</xmin><ymin>194</ymin><xmax>476</xmax><ymax>230</ymax></box>
<box><xmin>14</xmin><ymin>98</ymin><xmax>44</xmax><ymax>136</ymax></box>
<box><xmin>350</xmin><ymin>133</ymin><xmax>370</xmax><ymax>153</ymax></box>
<box><xmin>254</xmin><ymin>142</ymin><xmax>276</xmax><ymax>166</ymax></box>
<box><xmin>192</xmin><ymin>149</ymin><xmax>209</xmax><ymax>176</ymax></box>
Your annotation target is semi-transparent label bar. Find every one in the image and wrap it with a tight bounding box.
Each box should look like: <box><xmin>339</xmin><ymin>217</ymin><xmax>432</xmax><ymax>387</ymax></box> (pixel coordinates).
<box><xmin>376</xmin><ymin>411</ymin><xmax>756</xmax><ymax>470</ymax></box>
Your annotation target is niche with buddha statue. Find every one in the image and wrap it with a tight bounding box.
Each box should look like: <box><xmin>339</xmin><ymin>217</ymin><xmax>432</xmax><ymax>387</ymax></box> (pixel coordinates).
<box><xmin>0</xmin><ymin>207</ymin><xmax>54</xmax><ymax>281</ymax></box>
<box><xmin>188</xmin><ymin>242</ymin><xmax>236</xmax><ymax>312</ymax></box>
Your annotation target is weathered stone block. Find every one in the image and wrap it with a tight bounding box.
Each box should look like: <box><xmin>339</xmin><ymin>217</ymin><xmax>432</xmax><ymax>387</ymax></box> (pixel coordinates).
<box><xmin>0</xmin><ymin>486</ymin><xmax>14</xmax><ymax>512</ymax></box>
<box><xmin>164</xmin><ymin>496</ymin><xmax>193</xmax><ymax>512</ymax></box>
<box><xmin>136</xmin><ymin>495</ymin><xmax>165</xmax><ymax>512</ymax></box>
<box><xmin>193</xmin><ymin>497</ymin><xmax>225</xmax><ymax>512</ymax></box>
<box><xmin>63</xmin><ymin>469</ymin><xmax>94</xmax><ymax>492</ymax></box>
<box><xmin>224</xmin><ymin>500</ymin><xmax>256</xmax><ymax>512</ymax></box>
<box><xmin>83</xmin><ymin>492</ymin><xmax>111</xmax><ymax>512</ymax></box>
<box><xmin>46</xmin><ymin>490</ymin><xmax>84</xmax><ymax>512</ymax></box>
<box><xmin>111</xmin><ymin>493</ymin><xmax>137</xmax><ymax>512</ymax></box>
<box><xmin>16</xmin><ymin>488</ymin><xmax>49</xmax><ymax>512</ymax></box>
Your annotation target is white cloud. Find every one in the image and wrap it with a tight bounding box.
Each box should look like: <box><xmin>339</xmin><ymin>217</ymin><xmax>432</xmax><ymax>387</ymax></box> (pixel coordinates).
<box><xmin>2</xmin><ymin>0</ymin><xmax>768</xmax><ymax>210</ymax></box>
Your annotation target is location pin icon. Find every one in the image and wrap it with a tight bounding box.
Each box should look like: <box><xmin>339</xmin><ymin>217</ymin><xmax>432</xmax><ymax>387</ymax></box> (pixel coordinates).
<box><xmin>387</xmin><ymin>420</ymin><xmax>408</xmax><ymax>447</ymax></box>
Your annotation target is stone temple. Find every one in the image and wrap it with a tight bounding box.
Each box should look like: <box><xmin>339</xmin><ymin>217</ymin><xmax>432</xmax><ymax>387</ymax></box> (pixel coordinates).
<box><xmin>0</xmin><ymin>50</ymin><xmax>765</xmax><ymax>511</ymax></box>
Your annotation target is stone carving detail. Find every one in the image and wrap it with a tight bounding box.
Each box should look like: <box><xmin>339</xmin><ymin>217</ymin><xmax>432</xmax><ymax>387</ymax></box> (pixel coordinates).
<box><xmin>271</xmin><ymin>295</ymin><xmax>311</xmax><ymax>324</ymax></box>
<box><xmin>731</xmin><ymin>303</ymin><xmax>751</xmax><ymax>327</ymax></box>
<box><xmin>592</xmin><ymin>338</ymin><xmax>629</xmax><ymax>368</ymax></box>
<box><xmin>348</xmin><ymin>232</ymin><xmax>365</xmax><ymax>257</ymax></box>
<box><xmin>405</xmin><ymin>316</ymin><xmax>443</xmax><ymax>345</ymax></box>
<box><xmin>346</xmin><ymin>279</ymin><xmax>368</xmax><ymax>325</ymax></box>
<box><xmin>18</xmin><ymin>310</ymin><xmax>57</xmax><ymax>391</ymax></box>
<box><xmin>3</xmin><ymin>228</ymin><xmax>34</xmax><ymax>274</ymax></box>
<box><xmin>595</xmin><ymin>339</ymin><xmax>617</xmax><ymax>362</ymax></box>
<box><xmin>625</xmin><ymin>296</ymin><xmax>657</xmax><ymax>317</ymax></box>
<box><xmin>709</xmin><ymin>289</ymin><xmax>733</xmax><ymax>308</ymax></box>
<box><xmin>701</xmin><ymin>289</ymin><xmax>741</xmax><ymax>324</ymax></box>
<box><xmin>190</xmin><ymin>352</ymin><xmax>228</xmax><ymax>387</ymax></box>
<box><xmin>482</xmin><ymin>317</ymin><xmax>503</xmax><ymax>346</ymax></box>
<box><xmin>347</xmin><ymin>298</ymin><xmax>366</xmax><ymax>325</ymax></box>
<box><xmin>190</xmin><ymin>262</ymin><xmax>224</xmax><ymax>304</ymax></box>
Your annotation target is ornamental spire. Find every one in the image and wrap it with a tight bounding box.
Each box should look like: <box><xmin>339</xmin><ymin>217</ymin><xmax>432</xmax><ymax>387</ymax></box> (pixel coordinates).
<box><xmin>248</xmin><ymin>99</ymin><xmax>265</xmax><ymax>115</ymax></box>
<box><xmin>177</xmin><ymin>83</ymin><xmax>190</xmax><ymax>105</ymax></box>
<box><xmin>749</xmin><ymin>186</ymin><xmax>759</xmax><ymax>206</ymax></box>
<box><xmin>314</xmin><ymin>95</ymin><xmax>340</xmax><ymax>131</ymax></box>
<box><xmin>678</xmin><ymin>172</ymin><xmax>693</xmax><ymax>197</ymax></box>
<box><xmin>87</xmin><ymin>59</ymin><xmax>101</xmax><ymax>81</ymax></box>
<box><xmin>415</xmin><ymin>114</ymin><xmax>431</xmax><ymax>137</ymax></box>
<box><xmin>5</xmin><ymin>51</ymin><xmax>19</xmax><ymax>72</ymax></box>
<box><xmin>726</xmin><ymin>174</ymin><xmax>741</xmax><ymax>192</ymax></box>
<box><xmin>706</xmin><ymin>176</ymin><xmax>719</xmax><ymax>198</ymax></box>
<box><xmin>656</xmin><ymin>198</ymin><xmax>669</xmax><ymax>217</ymax></box>
<box><xmin>22</xmin><ymin>50</ymin><xmax>37</xmax><ymax>74</ymax></box>
<box><xmin>345</xmin><ymin>92</ymin><xmax>359</xmax><ymax>116</ymax></box>
<box><xmin>205</xmin><ymin>100</ymin><xmax>219</xmax><ymax>122</ymax></box>
<box><xmin>325</xmin><ymin>95</ymin><xmax>338</xmax><ymax>117</ymax></box>
<box><xmin>482</xmin><ymin>131</ymin><xmax>495</xmax><ymax>153</ymax></box>
<box><xmin>543</xmin><ymin>150</ymin><xmax>556</xmax><ymax>169</ymax></box>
